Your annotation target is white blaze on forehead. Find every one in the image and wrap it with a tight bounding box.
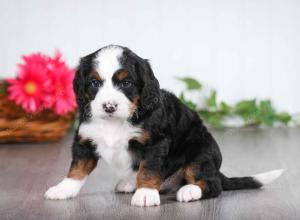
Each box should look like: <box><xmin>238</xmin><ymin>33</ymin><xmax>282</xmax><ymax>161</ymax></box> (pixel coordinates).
<box><xmin>96</xmin><ymin>46</ymin><xmax>124</xmax><ymax>79</ymax></box>
<box><xmin>90</xmin><ymin>45</ymin><xmax>131</xmax><ymax>120</ymax></box>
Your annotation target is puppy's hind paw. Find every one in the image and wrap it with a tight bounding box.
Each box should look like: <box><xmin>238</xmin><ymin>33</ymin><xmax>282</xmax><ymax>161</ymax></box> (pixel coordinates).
<box><xmin>176</xmin><ymin>184</ymin><xmax>202</xmax><ymax>202</ymax></box>
<box><xmin>115</xmin><ymin>179</ymin><xmax>136</xmax><ymax>193</ymax></box>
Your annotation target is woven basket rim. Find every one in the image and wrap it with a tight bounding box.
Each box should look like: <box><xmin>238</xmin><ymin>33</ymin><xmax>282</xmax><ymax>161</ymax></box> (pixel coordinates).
<box><xmin>0</xmin><ymin>79</ymin><xmax>76</xmax><ymax>142</ymax></box>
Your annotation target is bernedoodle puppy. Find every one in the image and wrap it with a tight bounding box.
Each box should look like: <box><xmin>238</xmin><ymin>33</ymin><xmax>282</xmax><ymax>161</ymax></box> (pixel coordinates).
<box><xmin>45</xmin><ymin>45</ymin><xmax>283</xmax><ymax>207</ymax></box>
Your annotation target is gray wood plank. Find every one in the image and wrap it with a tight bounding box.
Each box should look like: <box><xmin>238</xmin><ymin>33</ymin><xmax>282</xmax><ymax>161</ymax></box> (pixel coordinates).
<box><xmin>0</xmin><ymin>127</ymin><xmax>299</xmax><ymax>220</ymax></box>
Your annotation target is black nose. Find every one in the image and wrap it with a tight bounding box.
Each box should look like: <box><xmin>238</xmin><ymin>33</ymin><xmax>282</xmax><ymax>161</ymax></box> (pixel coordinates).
<box><xmin>102</xmin><ymin>103</ymin><xmax>118</xmax><ymax>114</ymax></box>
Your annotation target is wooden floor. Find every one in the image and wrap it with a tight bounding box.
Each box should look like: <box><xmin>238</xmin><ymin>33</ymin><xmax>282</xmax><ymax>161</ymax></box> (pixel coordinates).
<box><xmin>1</xmin><ymin>127</ymin><xmax>300</xmax><ymax>220</ymax></box>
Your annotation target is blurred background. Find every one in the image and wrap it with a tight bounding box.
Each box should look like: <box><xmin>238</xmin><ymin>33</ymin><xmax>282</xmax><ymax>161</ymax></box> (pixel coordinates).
<box><xmin>1</xmin><ymin>0</ymin><xmax>299</xmax><ymax>113</ymax></box>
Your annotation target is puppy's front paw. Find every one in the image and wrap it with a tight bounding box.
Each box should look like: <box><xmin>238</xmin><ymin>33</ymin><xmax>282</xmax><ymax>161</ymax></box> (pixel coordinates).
<box><xmin>44</xmin><ymin>178</ymin><xmax>85</xmax><ymax>200</ymax></box>
<box><xmin>115</xmin><ymin>179</ymin><xmax>136</xmax><ymax>193</ymax></box>
<box><xmin>176</xmin><ymin>184</ymin><xmax>202</xmax><ymax>202</ymax></box>
<box><xmin>131</xmin><ymin>188</ymin><xmax>160</xmax><ymax>207</ymax></box>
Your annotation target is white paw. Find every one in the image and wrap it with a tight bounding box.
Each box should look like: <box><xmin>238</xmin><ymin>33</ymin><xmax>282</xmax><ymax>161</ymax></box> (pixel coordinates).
<box><xmin>44</xmin><ymin>178</ymin><xmax>85</xmax><ymax>200</ymax></box>
<box><xmin>176</xmin><ymin>184</ymin><xmax>202</xmax><ymax>202</ymax></box>
<box><xmin>115</xmin><ymin>179</ymin><xmax>136</xmax><ymax>193</ymax></box>
<box><xmin>131</xmin><ymin>188</ymin><xmax>160</xmax><ymax>207</ymax></box>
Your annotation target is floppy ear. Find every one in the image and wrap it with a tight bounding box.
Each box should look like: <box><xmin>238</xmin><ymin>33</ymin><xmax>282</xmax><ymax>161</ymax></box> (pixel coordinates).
<box><xmin>137</xmin><ymin>59</ymin><xmax>160</xmax><ymax>112</ymax></box>
<box><xmin>73</xmin><ymin>59</ymin><xmax>87</xmax><ymax>114</ymax></box>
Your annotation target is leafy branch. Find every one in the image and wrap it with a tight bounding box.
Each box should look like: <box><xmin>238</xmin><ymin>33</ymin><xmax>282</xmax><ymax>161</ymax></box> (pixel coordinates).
<box><xmin>177</xmin><ymin>77</ymin><xmax>293</xmax><ymax>128</ymax></box>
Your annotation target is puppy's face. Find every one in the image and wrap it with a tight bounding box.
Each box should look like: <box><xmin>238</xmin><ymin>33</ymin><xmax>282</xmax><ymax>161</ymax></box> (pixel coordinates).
<box><xmin>74</xmin><ymin>45</ymin><xmax>160</xmax><ymax>121</ymax></box>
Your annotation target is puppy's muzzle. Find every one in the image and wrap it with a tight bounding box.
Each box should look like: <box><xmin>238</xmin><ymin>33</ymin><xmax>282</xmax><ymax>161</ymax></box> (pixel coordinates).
<box><xmin>102</xmin><ymin>102</ymin><xmax>118</xmax><ymax>114</ymax></box>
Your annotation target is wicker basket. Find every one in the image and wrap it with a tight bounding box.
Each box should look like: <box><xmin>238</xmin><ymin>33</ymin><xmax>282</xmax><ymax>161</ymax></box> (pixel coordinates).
<box><xmin>0</xmin><ymin>81</ymin><xmax>75</xmax><ymax>143</ymax></box>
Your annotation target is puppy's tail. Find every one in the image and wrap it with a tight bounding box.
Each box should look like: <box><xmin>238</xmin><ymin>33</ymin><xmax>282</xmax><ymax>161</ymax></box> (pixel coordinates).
<box><xmin>219</xmin><ymin>169</ymin><xmax>284</xmax><ymax>191</ymax></box>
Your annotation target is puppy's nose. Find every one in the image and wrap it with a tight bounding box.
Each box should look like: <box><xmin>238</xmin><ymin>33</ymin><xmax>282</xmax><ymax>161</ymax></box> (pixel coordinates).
<box><xmin>102</xmin><ymin>102</ymin><xmax>118</xmax><ymax>114</ymax></box>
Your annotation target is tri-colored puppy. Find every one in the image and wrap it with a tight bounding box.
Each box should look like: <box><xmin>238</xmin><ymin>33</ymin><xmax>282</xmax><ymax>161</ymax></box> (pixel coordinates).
<box><xmin>45</xmin><ymin>45</ymin><xmax>283</xmax><ymax>207</ymax></box>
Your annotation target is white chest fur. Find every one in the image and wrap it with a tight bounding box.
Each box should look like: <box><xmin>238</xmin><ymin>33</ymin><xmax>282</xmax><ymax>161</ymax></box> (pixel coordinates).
<box><xmin>79</xmin><ymin>118</ymin><xmax>141</xmax><ymax>176</ymax></box>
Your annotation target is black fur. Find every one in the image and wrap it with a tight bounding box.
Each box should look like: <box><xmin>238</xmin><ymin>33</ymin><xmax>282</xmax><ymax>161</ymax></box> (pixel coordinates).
<box><xmin>72</xmin><ymin>45</ymin><xmax>263</xmax><ymax>200</ymax></box>
<box><xmin>73</xmin><ymin>51</ymin><xmax>99</xmax><ymax>121</ymax></box>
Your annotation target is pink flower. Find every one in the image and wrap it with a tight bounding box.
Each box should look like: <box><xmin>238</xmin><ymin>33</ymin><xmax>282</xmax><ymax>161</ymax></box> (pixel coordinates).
<box><xmin>47</xmin><ymin>52</ymin><xmax>77</xmax><ymax>115</ymax></box>
<box><xmin>7</xmin><ymin>51</ymin><xmax>76</xmax><ymax>115</ymax></box>
<box><xmin>7</xmin><ymin>53</ymin><xmax>53</xmax><ymax>113</ymax></box>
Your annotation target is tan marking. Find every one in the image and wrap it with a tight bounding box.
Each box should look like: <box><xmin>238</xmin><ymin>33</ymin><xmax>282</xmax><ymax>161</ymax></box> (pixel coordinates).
<box><xmin>85</xmin><ymin>94</ymin><xmax>90</xmax><ymax>101</ymax></box>
<box><xmin>184</xmin><ymin>164</ymin><xmax>207</xmax><ymax>191</ymax></box>
<box><xmin>116</xmin><ymin>71</ymin><xmax>129</xmax><ymax>80</ymax></box>
<box><xmin>129</xmin><ymin>96</ymin><xmax>140</xmax><ymax>116</ymax></box>
<box><xmin>196</xmin><ymin>180</ymin><xmax>207</xmax><ymax>191</ymax></box>
<box><xmin>92</xmin><ymin>71</ymin><xmax>101</xmax><ymax>80</ymax></box>
<box><xmin>78</xmin><ymin>135</ymin><xmax>91</xmax><ymax>145</ymax></box>
<box><xmin>67</xmin><ymin>158</ymin><xmax>97</xmax><ymax>180</ymax></box>
<box><xmin>136</xmin><ymin>160</ymin><xmax>161</xmax><ymax>190</ymax></box>
<box><xmin>133</xmin><ymin>129</ymin><xmax>151</xmax><ymax>144</ymax></box>
<box><xmin>184</xmin><ymin>165</ymin><xmax>196</xmax><ymax>184</ymax></box>
<box><xmin>84</xmin><ymin>71</ymin><xmax>101</xmax><ymax>102</ymax></box>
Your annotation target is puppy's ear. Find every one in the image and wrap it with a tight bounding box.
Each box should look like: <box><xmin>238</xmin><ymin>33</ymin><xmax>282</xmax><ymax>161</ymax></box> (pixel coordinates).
<box><xmin>137</xmin><ymin>59</ymin><xmax>160</xmax><ymax>112</ymax></box>
<box><xmin>73</xmin><ymin>59</ymin><xmax>86</xmax><ymax>113</ymax></box>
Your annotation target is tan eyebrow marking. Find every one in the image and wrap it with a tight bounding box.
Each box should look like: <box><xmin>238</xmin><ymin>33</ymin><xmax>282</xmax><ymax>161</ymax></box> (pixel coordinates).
<box><xmin>116</xmin><ymin>71</ymin><xmax>129</xmax><ymax>80</ymax></box>
<box><xmin>91</xmin><ymin>71</ymin><xmax>102</xmax><ymax>80</ymax></box>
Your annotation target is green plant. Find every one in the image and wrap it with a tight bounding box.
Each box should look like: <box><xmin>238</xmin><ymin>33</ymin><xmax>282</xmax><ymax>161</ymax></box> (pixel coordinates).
<box><xmin>178</xmin><ymin>77</ymin><xmax>293</xmax><ymax>128</ymax></box>
<box><xmin>0</xmin><ymin>81</ymin><xmax>7</xmax><ymax>95</ymax></box>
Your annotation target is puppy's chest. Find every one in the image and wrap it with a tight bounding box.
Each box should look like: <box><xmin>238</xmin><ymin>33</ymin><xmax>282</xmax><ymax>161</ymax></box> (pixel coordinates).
<box><xmin>79</xmin><ymin>120</ymin><xmax>141</xmax><ymax>175</ymax></box>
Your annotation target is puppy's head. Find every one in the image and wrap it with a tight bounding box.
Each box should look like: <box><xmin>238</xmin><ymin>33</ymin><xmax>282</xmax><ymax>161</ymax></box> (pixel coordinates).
<box><xmin>73</xmin><ymin>45</ymin><xmax>160</xmax><ymax>121</ymax></box>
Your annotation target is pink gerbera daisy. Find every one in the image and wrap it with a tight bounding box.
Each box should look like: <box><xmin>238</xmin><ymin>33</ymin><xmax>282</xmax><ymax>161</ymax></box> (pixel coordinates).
<box><xmin>7</xmin><ymin>51</ymin><xmax>76</xmax><ymax>115</ymax></box>
<box><xmin>7</xmin><ymin>53</ymin><xmax>52</xmax><ymax>113</ymax></box>
<box><xmin>47</xmin><ymin>52</ymin><xmax>77</xmax><ymax>115</ymax></box>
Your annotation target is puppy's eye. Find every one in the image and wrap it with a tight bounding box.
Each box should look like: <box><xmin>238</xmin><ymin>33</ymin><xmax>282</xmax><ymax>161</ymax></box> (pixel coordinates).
<box><xmin>91</xmin><ymin>80</ymin><xmax>102</xmax><ymax>88</ymax></box>
<box><xmin>120</xmin><ymin>81</ymin><xmax>132</xmax><ymax>89</ymax></box>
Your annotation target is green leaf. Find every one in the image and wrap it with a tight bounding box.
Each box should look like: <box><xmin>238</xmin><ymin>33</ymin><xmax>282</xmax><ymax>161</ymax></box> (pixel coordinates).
<box><xmin>274</xmin><ymin>112</ymin><xmax>292</xmax><ymax>124</ymax></box>
<box><xmin>234</xmin><ymin>99</ymin><xmax>257</xmax><ymax>114</ymax></box>
<box><xmin>179</xmin><ymin>92</ymin><xmax>198</xmax><ymax>111</ymax></box>
<box><xmin>219</xmin><ymin>101</ymin><xmax>231</xmax><ymax>114</ymax></box>
<box><xmin>185</xmin><ymin>100</ymin><xmax>198</xmax><ymax>111</ymax></box>
<box><xmin>177</xmin><ymin>77</ymin><xmax>202</xmax><ymax>90</ymax></box>
<box><xmin>0</xmin><ymin>87</ymin><xmax>5</xmax><ymax>94</ymax></box>
<box><xmin>179</xmin><ymin>92</ymin><xmax>185</xmax><ymax>102</ymax></box>
<box><xmin>176</xmin><ymin>76</ymin><xmax>293</xmax><ymax>128</ymax></box>
<box><xmin>199</xmin><ymin>110</ymin><xmax>223</xmax><ymax>128</ymax></box>
<box><xmin>259</xmin><ymin>100</ymin><xmax>274</xmax><ymax>115</ymax></box>
<box><xmin>257</xmin><ymin>100</ymin><xmax>275</xmax><ymax>126</ymax></box>
<box><xmin>68</xmin><ymin>119</ymin><xmax>78</xmax><ymax>132</ymax></box>
<box><xmin>0</xmin><ymin>81</ymin><xmax>7</xmax><ymax>94</ymax></box>
<box><xmin>206</xmin><ymin>90</ymin><xmax>217</xmax><ymax>108</ymax></box>
<box><xmin>234</xmin><ymin>99</ymin><xmax>260</xmax><ymax>125</ymax></box>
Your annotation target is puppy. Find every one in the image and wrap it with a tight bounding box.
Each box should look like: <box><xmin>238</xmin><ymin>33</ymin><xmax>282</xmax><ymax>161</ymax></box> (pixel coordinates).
<box><xmin>45</xmin><ymin>45</ymin><xmax>283</xmax><ymax>207</ymax></box>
